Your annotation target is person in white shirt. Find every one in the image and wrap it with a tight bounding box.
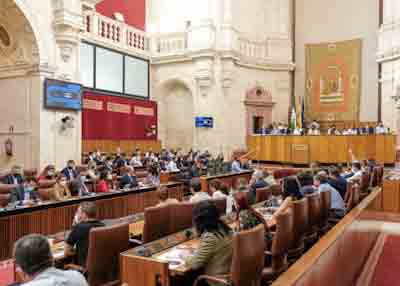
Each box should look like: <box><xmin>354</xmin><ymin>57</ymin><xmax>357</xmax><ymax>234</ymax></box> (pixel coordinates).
<box><xmin>346</xmin><ymin>161</ymin><xmax>363</xmax><ymax>183</ymax></box>
<box><xmin>293</xmin><ymin>128</ymin><xmax>303</xmax><ymax>135</ymax></box>
<box><xmin>231</xmin><ymin>157</ymin><xmax>243</xmax><ymax>173</ymax></box>
<box><xmin>130</xmin><ymin>152</ymin><xmax>143</xmax><ymax>167</ymax></box>
<box><xmin>314</xmin><ymin>171</ymin><xmax>345</xmax><ymax>211</ymax></box>
<box><xmin>375</xmin><ymin>122</ymin><xmax>387</xmax><ymax>134</ymax></box>
<box><xmin>309</xmin><ymin>120</ymin><xmax>320</xmax><ymax>130</ymax></box>
<box><xmin>166</xmin><ymin>158</ymin><xmax>180</xmax><ymax>172</ymax></box>
<box><xmin>189</xmin><ymin>178</ymin><xmax>211</xmax><ymax>203</ymax></box>
<box><xmin>307</xmin><ymin>126</ymin><xmax>320</xmax><ymax>135</ymax></box>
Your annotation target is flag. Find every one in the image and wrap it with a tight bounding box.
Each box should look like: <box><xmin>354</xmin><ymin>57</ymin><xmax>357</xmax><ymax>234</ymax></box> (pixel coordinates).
<box><xmin>290</xmin><ymin>106</ymin><xmax>297</xmax><ymax>130</ymax></box>
<box><xmin>301</xmin><ymin>96</ymin><xmax>305</xmax><ymax>129</ymax></box>
<box><xmin>296</xmin><ymin>96</ymin><xmax>302</xmax><ymax>128</ymax></box>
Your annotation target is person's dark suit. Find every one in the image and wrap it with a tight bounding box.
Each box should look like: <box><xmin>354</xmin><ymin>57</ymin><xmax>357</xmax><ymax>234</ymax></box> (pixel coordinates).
<box><xmin>248</xmin><ymin>179</ymin><xmax>268</xmax><ymax>204</ymax></box>
<box><xmin>2</xmin><ymin>174</ymin><xmax>23</xmax><ymax>185</ymax></box>
<box><xmin>10</xmin><ymin>185</ymin><xmax>39</xmax><ymax>203</ymax></box>
<box><xmin>61</xmin><ymin>167</ymin><xmax>78</xmax><ymax>181</ymax></box>
<box><xmin>328</xmin><ymin>177</ymin><xmax>348</xmax><ymax>199</ymax></box>
<box><xmin>119</xmin><ymin>174</ymin><xmax>138</xmax><ymax>189</ymax></box>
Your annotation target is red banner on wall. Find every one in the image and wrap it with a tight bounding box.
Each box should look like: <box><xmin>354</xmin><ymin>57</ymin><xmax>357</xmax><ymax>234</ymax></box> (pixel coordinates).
<box><xmin>82</xmin><ymin>91</ymin><xmax>157</xmax><ymax>140</ymax></box>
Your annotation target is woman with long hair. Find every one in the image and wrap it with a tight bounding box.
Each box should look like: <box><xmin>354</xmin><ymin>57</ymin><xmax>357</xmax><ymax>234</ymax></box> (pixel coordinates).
<box><xmin>282</xmin><ymin>176</ymin><xmax>304</xmax><ymax>200</ymax></box>
<box><xmin>185</xmin><ymin>201</ymin><xmax>233</xmax><ymax>282</ymax></box>
<box><xmin>49</xmin><ymin>173</ymin><xmax>72</xmax><ymax>201</ymax></box>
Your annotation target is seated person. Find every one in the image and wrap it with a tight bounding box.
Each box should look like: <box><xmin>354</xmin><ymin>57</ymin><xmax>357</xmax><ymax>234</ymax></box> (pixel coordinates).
<box><xmin>37</xmin><ymin>165</ymin><xmax>56</xmax><ymax>181</ymax></box>
<box><xmin>103</xmin><ymin>157</ymin><xmax>114</xmax><ymax>173</ymax></box>
<box><xmin>263</xmin><ymin>169</ymin><xmax>277</xmax><ymax>186</ymax></box>
<box><xmin>235</xmin><ymin>192</ymin><xmax>265</xmax><ymax>231</ymax></box>
<box><xmin>232</xmin><ymin>177</ymin><xmax>248</xmax><ymax>195</ymax></box>
<box><xmin>96</xmin><ymin>171</ymin><xmax>111</xmax><ymax>193</ymax></box>
<box><xmin>49</xmin><ymin>173</ymin><xmax>72</xmax><ymax>201</ymax></box>
<box><xmin>231</xmin><ymin>157</ymin><xmax>243</xmax><ymax>173</ymax></box>
<box><xmin>314</xmin><ymin>171</ymin><xmax>345</xmax><ymax>211</ymax></box>
<box><xmin>293</xmin><ymin>127</ymin><xmax>304</xmax><ymax>135</ymax></box>
<box><xmin>65</xmin><ymin>202</ymin><xmax>105</xmax><ymax>267</ymax></box>
<box><xmin>248</xmin><ymin>170</ymin><xmax>268</xmax><ymax>204</ymax></box>
<box><xmin>307</xmin><ymin>125</ymin><xmax>320</xmax><ymax>135</ymax></box>
<box><xmin>328</xmin><ymin>166</ymin><xmax>347</xmax><ymax>199</ymax></box>
<box><xmin>156</xmin><ymin>186</ymin><xmax>179</xmax><ymax>207</ymax></box>
<box><xmin>10</xmin><ymin>176</ymin><xmax>39</xmax><ymax>205</ymax></box>
<box><xmin>3</xmin><ymin>165</ymin><xmax>24</xmax><ymax>185</ymax></box>
<box><xmin>185</xmin><ymin>201</ymin><xmax>233</xmax><ymax>282</ymax></box>
<box><xmin>166</xmin><ymin>158</ymin><xmax>180</xmax><ymax>172</ymax></box>
<box><xmin>61</xmin><ymin>160</ymin><xmax>78</xmax><ymax>181</ymax></box>
<box><xmin>129</xmin><ymin>152</ymin><xmax>143</xmax><ymax>167</ymax></box>
<box><xmin>282</xmin><ymin>176</ymin><xmax>303</xmax><ymax>201</ymax></box>
<box><xmin>344</xmin><ymin>162</ymin><xmax>363</xmax><ymax>183</ymax></box>
<box><xmin>297</xmin><ymin>171</ymin><xmax>317</xmax><ymax>195</ymax></box>
<box><xmin>240</xmin><ymin>158</ymin><xmax>251</xmax><ymax>170</ymax></box>
<box><xmin>86</xmin><ymin>161</ymin><xmax>98</xmax><ymax>181</ymax></box>
<box><xmin>209</xmin><ymin>179</ymin><xmax>223</xmax><ymax>198</ymax></box>
<box><xmin>145</xmin><ymin>164</ymin><xmax>160</xmax><ymax>186</ymax></box>
<box><xmin>14</xmin><ymin>234</ymin><xmax>88</xmax><ymax>286</ymax></box>
<box><xmin>119</xmin><ymin>166</ymin><xmax>138</xmax><ymax>189</ymax></box>
<box><xmin>189</xmin><ymin>178</ymin><xmax>211</xmax><ymax>203</ymax></box>
<box><xmin>375</xmin><ymin>122</ymin><xmax>387</xmax><ymax>134</ymax></box>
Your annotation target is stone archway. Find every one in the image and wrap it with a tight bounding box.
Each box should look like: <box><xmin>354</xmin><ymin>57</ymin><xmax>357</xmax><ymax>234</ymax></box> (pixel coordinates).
<box><xmin>154</xmin><ymin>78</ymin><xmax>194</xmax><ymax>152</ymax></box>
<box><xmin>244</xmin><ymin>86</ymin><xmax>275</xmax><ymax>135</ymax></box>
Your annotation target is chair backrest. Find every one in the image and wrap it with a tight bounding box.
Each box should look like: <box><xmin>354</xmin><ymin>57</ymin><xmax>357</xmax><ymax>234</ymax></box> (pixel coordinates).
<box><xmin>213</xmin><ymin>198</ymin><xmax>227</xmax><ymax>215</ymax></box>
<box><xmin>351</xmin><ymin>184</ymin><xmax>361</xmax><ymax>209</ymax></box>
<box><xmin>273</xmin><ymin>169</ymin><xmax>299</xmax><ymax>180</ymax></box>
<box><xmin>0</xmin><ymin>194</ymin><xmax>9</xmax><ymax>207</ymax></box>
<box><xmin>306</xmin><ymin>192</ymin><xmax>322</xmax><ymax>232</ymax></box>
<box><xmin>271</xmin><ymin>209</ymin><xmax>294</xmax><ymax>271</ymax></box>
<box><xmin>320</xmin><ymin>190</ymin><xmax>331</xmax><ymax>223</ymax></box>
<box><xmin>38</xmin><ymin>179</ymin><xmax>56</xmax><ymax>189</ymax></box>
<box><xmin>231</xmin><ymin>224</ymin><xmax>265</xmax><ymax>286</ymax></box>
<box><xmin>86</xmin><ymin>223</ymin><xmax>129</xmax><ymax>286</ymax></box>
<box><xmin>0</xmin><ymin>183</ymin><xmax>16</xmax><ymax>195</ymax></box>
<box><xmin>360</xmin><ymin>172</ymin><xmax>370</xmax><ymax>192</ymax></box>
<box><xmin>290</xmin><ymin>198</ymin><xmax>308</xmax><ymax>248</ymax></box>
<box><xmin>23</xmin><ymin>168</ymin><xmax>37</xmax><ymax>177</ymax></box>
<box><xmin>143</xmin><ymin>204</ymin><xmax>171</xmax><ymax>243</ymax></box>
<box><xmin>255</xmin><ymin>187</ymin><xmax>272</xmax><ymax>203</ymax></box>
<box><xmin>371</xmin><ymin>166</ymin><xmax>384</xmax><ymax>187</ymax></box>
<box><xmin>169</xmin><ymin>202</ymin><xmax>195</xmax><ymax>234</ymax></box>
<box><xmin>269</xmin><ymin>184</ymin><xmax>282</xmax><ymax>196</ymax></box>
<box><xmin>37</xmin><ymin>189</ymin><xmax>51</xmax><ymax>201</ymax></box>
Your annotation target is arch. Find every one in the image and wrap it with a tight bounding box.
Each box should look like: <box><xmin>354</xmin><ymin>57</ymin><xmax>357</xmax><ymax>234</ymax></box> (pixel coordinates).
<box><xmin>12</xmin><ymin>0</ymin><xmax>43</xmax><ymax>63</ymax></box>
<box><xmin>154</xmin><ymin>77</ymin><xmax>195</xmax><ymax>152</ymax></box>
<box><xmin>244</xmin><ymin>85</ymin><xmax>275</xmax><ymax>135</ymax></box>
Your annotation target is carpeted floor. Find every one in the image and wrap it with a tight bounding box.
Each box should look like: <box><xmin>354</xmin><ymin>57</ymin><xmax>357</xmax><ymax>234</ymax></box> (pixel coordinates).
<box><xmin>371</xmin><ymin>235</ymin><xmax>400</xmax><ymax>286</ymax></box>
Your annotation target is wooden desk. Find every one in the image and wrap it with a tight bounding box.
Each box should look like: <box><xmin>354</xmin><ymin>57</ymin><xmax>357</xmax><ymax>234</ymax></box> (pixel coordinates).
<box><xmin>0</xmin><ymin>182</ymin><xmax>183</xmax><ymax>261</ymax></box>
<box><xmin>200</xmin><ymin>170</ymin><xmax>253</xmax><ymax>194</ymax></box>
<box><xmin>247</xmin><ymin>135</ymin><xmax>396</xmax><ymax>164</ymax></box>
<box><xmin>120</xmin><ymin>201</ymin><xmax>274</xmax><ymax>286</ymax></box>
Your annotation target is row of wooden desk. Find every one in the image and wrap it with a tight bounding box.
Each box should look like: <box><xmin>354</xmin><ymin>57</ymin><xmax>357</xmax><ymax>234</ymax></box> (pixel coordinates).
<box><xmin>0</xmin><ymin>182</ymin><xmax>183</xmax><ymax>261</ymax></box>
<box><xmin>247</xmin><ymin>135</ymin><xmax>397</xmax><ymax>164</ymax></box>
<box><xmin>120</xmin><ymin>201</ymin><xmax>274</xmax><ymax>286</ymax></box>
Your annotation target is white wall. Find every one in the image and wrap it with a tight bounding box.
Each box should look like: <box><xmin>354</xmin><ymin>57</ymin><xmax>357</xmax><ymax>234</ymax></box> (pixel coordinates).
<box><xmin>295</xmin><ymin>0</ymin><xmax>379</xmax><ymax>122</ymax></box>
<box><xmin>147</xmin><ymin>0</ymin><xmax>211</xmax><ymax>33</ymax></box>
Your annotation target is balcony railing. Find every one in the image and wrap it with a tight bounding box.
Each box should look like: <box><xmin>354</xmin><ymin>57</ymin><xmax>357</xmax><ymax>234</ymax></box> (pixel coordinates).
<box><xmin>84</xmin><ymin>11</ymin><xmax>150</xmax><ymax>56</ymax></box>
<box><xmin>82</xmin><ymin>11</ymin><xmax>292</xmax><ymax>65</ymax></box>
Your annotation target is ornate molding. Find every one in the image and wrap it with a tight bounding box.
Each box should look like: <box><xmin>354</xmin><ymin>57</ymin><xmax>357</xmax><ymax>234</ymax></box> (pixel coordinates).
<box><xmin>195</xmin><ymin>68</ymin><xmax>213</xmax><ymax>89</ymax></box>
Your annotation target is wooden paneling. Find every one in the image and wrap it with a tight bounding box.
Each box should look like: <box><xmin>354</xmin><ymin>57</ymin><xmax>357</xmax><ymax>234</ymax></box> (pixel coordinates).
<box><xmin>247</xmin><ymin>135</ymin><xmax>396</xmax><ymax>164</ymax></box>
<box><xmin>82</xmin><ymin>140</ymin><xmax>162</xmax><ymax>154</ymax></box>
<box><xmin>0</xmin><ymin>183</ymin><xmax>183</xmax><ymax>261</ymax></box>
<box><xmin>382</xmin><ymin>180</ymin><xmax>400</xmax><ymax>212</ymax></box>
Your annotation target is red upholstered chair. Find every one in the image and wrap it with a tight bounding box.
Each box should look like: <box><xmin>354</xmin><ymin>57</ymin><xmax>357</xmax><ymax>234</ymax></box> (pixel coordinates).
<box><xmin>273</xmin><ymin>169</ymin><xmax>299</xmax><ymax>180</ymax></box>
<box><xmin>304</xmin><ymin>192</ymin><xmax>321</xmax><ymax>247</ymax></box>
<box><xmin>255</xmin><ymin>187</ymin><xmax>272</xmax><ymax>203</ymax></box>
<box><xmin>263</xmin><ymin>209</ymin><xmax>294</xmax><ymax>284</ymax></box>
<box><xmin>319</xmin><ymin>190</ymin><xmax>332</xmax><ymax>235</ymax></box>
<box><xmin>86</xmin><ymin>223</ymin><xmax>129</xmax><ymax>286</ymax></box>
<box><xmin>24</xmin><ymin>168</ymin><xmax>38</xmax><ymax>177</ymax></box>
<box><xmin>142</xmin><ymin>204</ymin><xmax>171</xmax><ymax>243</ymax></box>
<box><xmin>194</xmin><ymin>225</ymin><xmax>266</xmax><ymax>286</ymax></box>
<box><xmin>213</xmin><ymin>198</ymin><xmax>227</xmax><ymax>215</ymax></box>
<box><xmin>288</xmin><ymin>198</ymin><xmax>308</xmax><ymax>261</ymax></box>
<box><xmin>169</xmin><ymin>202</ymin><xmax>195</xmax><ymax>234</ymax></box>
<box><xmin>0</xmin><ymin>194</ymin><xmax>10</xmax><ymax>207</ymax></box>
<box><xmin>0</xmin><ymin>183</ymin><xmax>16</xmax><ymax>195</ymax></box>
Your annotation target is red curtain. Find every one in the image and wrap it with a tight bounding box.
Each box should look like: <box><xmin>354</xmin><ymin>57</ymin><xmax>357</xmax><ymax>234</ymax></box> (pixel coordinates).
<box><xmin>82</xmin><ymin>91</ymin><xmax>157</xmax><ymax>140</ymax></box>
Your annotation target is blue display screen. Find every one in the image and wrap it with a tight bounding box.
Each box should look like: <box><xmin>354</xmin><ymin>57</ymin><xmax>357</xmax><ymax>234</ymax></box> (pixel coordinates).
<box><xmin>195</xmin><ymin>117</ymin><xmax>213</xmax><ymax>128</ymax></box>
<box><xmin>44</xmin><ymin>79</ymin><xmax>82</xmax><ymax>111</ymax></box>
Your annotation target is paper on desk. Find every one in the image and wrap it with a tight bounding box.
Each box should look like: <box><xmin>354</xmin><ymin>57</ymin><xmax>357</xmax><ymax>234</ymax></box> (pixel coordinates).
<box><xmin>157</xmin><ymin>247</ymin><xmax>195</xmax><ymax>269</ymax></box>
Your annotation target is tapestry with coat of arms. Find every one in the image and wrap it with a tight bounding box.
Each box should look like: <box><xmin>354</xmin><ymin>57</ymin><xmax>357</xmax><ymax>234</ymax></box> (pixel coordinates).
<box><xmin>305</xmin><ymin>39</ymin><xmax>361</xmax><ymax>122</ymax></box>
